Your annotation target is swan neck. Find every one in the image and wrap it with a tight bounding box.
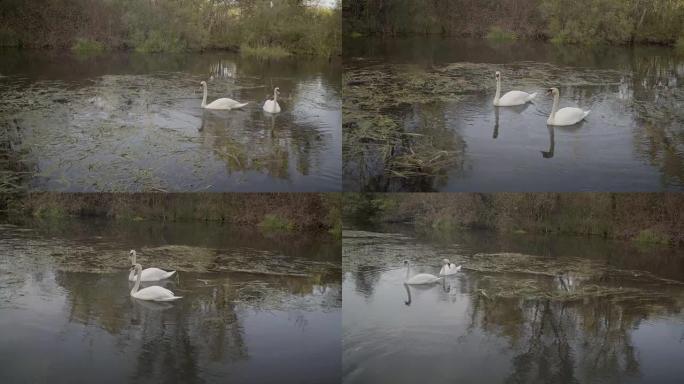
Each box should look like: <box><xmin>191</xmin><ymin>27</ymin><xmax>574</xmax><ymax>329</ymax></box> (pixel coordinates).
<box><xmin>494</xmin><ymin>77</ymin><xmax>501</xmax><ymax>103</ymax></box>
<box><xmin>551</xmin><ymin>92</ymin><xmax>560</xmax><ymax>119</ymax></box>
<box><xmin>273</xmin><ymin>89</ymin><xmax>278</xmax><ymax>102</ymax></box>
<box><xmin>131</xmin><ymin>252</ymin><xmax>136</xmax><ymax>266</ymax></box>
<box><xmin>131</xmin><ymin>267</ymin><xmax>141</xmax><ymax>295</ymax></box>
<box><xmin>202</xmin><ymin>83</ymin><xmax>207</xmax><ymax>107</ymax></box>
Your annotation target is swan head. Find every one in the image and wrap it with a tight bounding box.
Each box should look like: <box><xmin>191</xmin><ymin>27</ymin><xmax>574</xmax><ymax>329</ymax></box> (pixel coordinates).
<box><xmin>442</xmin><ymin>258</ymin><xmax>450</xmax><ymax>265</ymax></box>
<box><xmin>546</xmin><ymin>87</ymin><xmax>559</xmax><ymax>96</ymax></box>
<box><xmin>200</xmin><ymin>81</ymin><xmax>207</xmax><ymax>86</ymax></box>
<box><xmin>133</xmin><ymin>263</ymin><xmax>142</xmax><ymax>272</ymax></box>
<box><xmin>129</xmin><ymin>249</ymin><xmax>136</xmax><ymax>258</ymax></box>
<box><xmin>274</xmin><ymin>87</ymin><xmax>280</xmax><ymax>95</ymax></box>
<box><xmin>495</xmin><ymin>71</ymin><xmax>501</xmax><ymax>79</ymax></box>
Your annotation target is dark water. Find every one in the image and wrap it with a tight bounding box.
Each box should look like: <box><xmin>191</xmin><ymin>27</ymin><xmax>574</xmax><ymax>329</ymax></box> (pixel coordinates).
<box><xmin>343</xmin><ymin>38</ymin><xmax>684</xmax><ymax>191</ymax></box>
<box><xmin>0</xmin><ymin>220</ymin><xmax>341</xmax><ymax>384</ymax></box>
<box><xmin>343</xmin><ymin>226</ymin><xmax>684</xmax><ymax>384</ymax></box>
<box><xmin>0</xmin><ymin>50</ymin><xmax>341</xmax><ymax>192</ymax></box>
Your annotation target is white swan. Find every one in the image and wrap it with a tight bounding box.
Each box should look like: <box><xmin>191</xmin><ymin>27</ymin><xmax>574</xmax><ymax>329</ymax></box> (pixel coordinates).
<box><xmin>263</xmin><ymin>87</ymin><xmax>281</xmax><ymax>113</ymax></box>
<box><xmin>546</xmin><ymin>87</ymin><xmax>590</xmax><ymax>126</ymax></box>
<box><xmin>128</xmin><ymin>250</ymin><xmax>176</xmax><ymax>282</ymax></box>
<box><xmin>493</xmin><ymin>71</ymin><xmax>537</xmax><ymax>106</ymax></box>
<box><xmin>439</xmin><ymin>258</ymin><xmax>462</xmax><ymax>276</ymax></box>
<box><xmin>200</xmin><ymin>81</ymin><xmax>248</xmax><ymax>110</ymax></box>
<box><xmin>130</xmin><ymin>264</ymin><xmax>183</xmax><ymax>301</ymax></box>
<box><xmin>404</xmin><ymin>260</ymin><xmax>441</xmax><ymax>285</ymax></box>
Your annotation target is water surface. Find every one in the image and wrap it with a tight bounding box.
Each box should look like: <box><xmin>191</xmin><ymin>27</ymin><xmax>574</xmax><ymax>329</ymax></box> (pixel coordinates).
<box><xmin>343</xmin><ymin>38</ymin><xmax>684</xmax><ymax>191</ymax></box>
<box><xmin>0</xmin><ymin>220</ymin><xmax>341</xmax><ymax>383</ymax></box>
<box><xmin>343</xmin><ymin>226</ymin><xmax>684</xmax><ymax>384</ymax></box>
<box><xmin>0</xmin><ymin>50</ymin><xmax>341</xmax><ymax>191</ymax></box>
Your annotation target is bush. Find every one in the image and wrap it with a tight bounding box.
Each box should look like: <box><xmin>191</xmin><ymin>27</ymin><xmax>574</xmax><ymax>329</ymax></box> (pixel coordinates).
<box><xmin>240</xmin><ymin>44</ymin><xmax>291</xmax><ymax>59</ymax></box>
<box><xmin>259</xmin><ymin>214</ymin><xmax>295</xmax><ymax>232</ymax></box>
<box><xmin>71</xmin><ymin>38</ymin><xmax>105</xmax><ymax>53</ymax></box>
<box><xmin>486</xmin><ymin>26</ymin><xmax>517</xmax><ymax>41</ymax></box>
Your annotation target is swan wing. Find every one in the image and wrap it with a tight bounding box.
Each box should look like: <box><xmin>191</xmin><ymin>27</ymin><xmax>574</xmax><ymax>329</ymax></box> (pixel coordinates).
<box><xmin>134</xmin><ymin>286</ymin><xmax>181</xmax><ymax>301</ymax></box>
<box><xmin>407</xmin><ymin>273</ymin><xmax>440</xmax><ymax>285</ymax></box>
<box><xmin>553</xmin><ymin>107</ymin><xmax>589</xmax><ymax>126</ymax></box>
<box><xmin>263</xmin><ymin>100</ymin><xmax>281</xmax><ymax>113</ymax></box>
<box><xmin>206</xmin><ymin>98</ymin><xmax>248</xmax><ymax>110</ymax></box>
<box><xmin>129</xmin><ymin>267</ymin><xmax>176</xmax><ymax>282</ymax></box>
<box><xmin>498</xmin><ymin>91</ymin><xmax>534</xmax><ymax>106</ymax></box>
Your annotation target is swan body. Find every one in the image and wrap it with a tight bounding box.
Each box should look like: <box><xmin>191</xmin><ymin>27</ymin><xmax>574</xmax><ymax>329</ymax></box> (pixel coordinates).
<box><xmin>128</xmin><ymin>250</ymin><xmax>176</xmax><ymax>282</ymax></box>
<box><xmin>439</xmin><ymin>258</ymin><xmax>462</xmax><ymax>276</ymax></box>
<box><xmin>493</xmin><ymin>71</ymin><xmax>537</xmax><ymax>106</ymax></box>
<box><xmin>130</xmin><ymin>264</ymin><xmax>182</xmax><ymax>301</ymax></box>
<box><xmin>263</xmin><ymin>87</ymin><xmax>281</xmax><ymax>113</ymax></box>
<box><xmin>200</xmin><ymin>81</ymin><xmax>248</xmax><ymax>110</ymax></box>
<box><xmin>546</xmin><ymin>87</ymin><xmax>590</xmax><ymax>126</ymax></box>
<box><xmin>404</xmin><ymin>260</ymin><xmax>441</xmax><ymax>285</ymax></box>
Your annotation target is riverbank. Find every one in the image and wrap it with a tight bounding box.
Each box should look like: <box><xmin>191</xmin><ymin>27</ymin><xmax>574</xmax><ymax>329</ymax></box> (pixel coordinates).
<box><xmin>0</xmin><ymin>1</ymin><xmax>341</xmax><ymax>57</ymax></box>
<box><xmin>344</xmin><ymin>193</ymin><xmax>684</xmax><ymax>246</ymax></box>
<box><xmin>343</xmin><ymin>0</ymin><xmax>684</xmax><ymax>48</ymax></box>
<box><xmin>1</xmin><ymin>193</ymin><xmax>341</xmax><ymax>234</ymax></box>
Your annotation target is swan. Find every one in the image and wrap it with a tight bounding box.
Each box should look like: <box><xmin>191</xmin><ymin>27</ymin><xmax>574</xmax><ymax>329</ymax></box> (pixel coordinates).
<box><xmin>439</xmin><ymin>258</ymin><xmax>462</xmax><ymax>276</ymax></box>
<box><xmin>546</xmin><ymin>87</ymin><xmax>590</xmax><ymax>126</ymax></box>
<box><xmin>493</xmin><ymin>71</ymin><xmax>537</xmax><ymax>106</ymax></box>
<box><xmin>128</xmin><ymin>250</ymin><xmax>176</xmax><ymax>282</ymax></box>
<box><xmin>263</xmin><ymin>87</ymin><xmax>281</xmax><ymax>113</ymax></box>
<box><xmin>130</xmin><ymin>264</ymin><xmax>183</xmax><ymax>301</ymax></box>
<box><xmin>200</xmin><ymin>81</ymin><xmax>248</xmax><ymax>110</ymax></box>
<box><xmin>404</xmin><ymin>260</ymin><xmax>441</xmax><ymax>285</ymax></box>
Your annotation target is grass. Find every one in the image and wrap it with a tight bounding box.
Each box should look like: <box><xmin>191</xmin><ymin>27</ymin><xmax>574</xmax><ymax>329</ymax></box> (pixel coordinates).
<box><xmin>258</xmin><ymin>214</ymin><xmax>295</xmax><ymax>232</ymax></box>
<box><xmin>486</xmin><ymin>26</ymin><xmax>518</xmax><ymax>42</ymax></box>
<box><xmin>71</xmin><ymin>38</ymin><xmax>106</xmax><ymax>54</ymax></box>
<box><xmin>676</xmin><ymin>36</ymin><xmax>684</xmax><ymax>53</ymax></box>
<box><xmin>633</xmin><ymin>229</ymin><xmax>670</xmax><ymax>245</ymax></box>
<box><xmin>240</xmin><ymin>44</ymin><xmax>291</xmax><ymax>59</ymax></box>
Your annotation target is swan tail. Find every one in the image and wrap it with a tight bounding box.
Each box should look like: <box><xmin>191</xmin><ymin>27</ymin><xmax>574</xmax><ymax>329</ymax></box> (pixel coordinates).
<box><xmin>165</xmin><ymin>270</ymin><xmax>177</xmax><ymax>279</ymax></box>
<box><xmin>527</xmin><ymin>92</ymin><xmax>538</xmax><ymax>101</ymax></box>
<box><xmin>583</xmin><ymin>110</ymin><xmax>591</xmax><ymax>118</ymax></box>
<box><xmin>235</xmin><ymin>102</ymin><xmax>248</xmax><ymax>109</ymax></box>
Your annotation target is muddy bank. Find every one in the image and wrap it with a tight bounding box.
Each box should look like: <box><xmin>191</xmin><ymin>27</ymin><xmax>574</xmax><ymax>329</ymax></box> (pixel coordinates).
<box><xmin>344</xmin><ymin>193</ymin><xmax>684</xmax><ymax>246</ymax></box>
<box><xmin>2</xmin><ymin>193</ymin><xmax>341</xmax><ymax>233</ymax></box>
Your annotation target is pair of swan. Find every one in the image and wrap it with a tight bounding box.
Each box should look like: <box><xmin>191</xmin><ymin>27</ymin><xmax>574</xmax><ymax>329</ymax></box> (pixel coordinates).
<box><xmin>404</xmin><ymin>259</ymin><xmax>462</xmax><ymax>285</ymax></box>
<box><xmin>493</xmin><ymin>71</ymin><xmax>590</xmax><ymax>126</ymax></box>
<box><xmin>128</xmin><ymin>250</ymin><xmax>182</xmax><ymax>302</ymax></box>
<box><xmin>200</xmin><ymin>81</ymin><xmax>282</xmax><ymax>113</ymax></box>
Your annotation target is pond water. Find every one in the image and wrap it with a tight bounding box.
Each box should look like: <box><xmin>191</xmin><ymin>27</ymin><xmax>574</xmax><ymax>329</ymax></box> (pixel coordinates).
<box><xmin>343</xmin><ymin>38</ymin><xmax>684</xmax><ymax>191</ymax></box>
<box><xmin>0</xmin><ymin>220</ymin><xmax>341</xmax><ymax>384</ymax></box>
<box><xmin>0</xmin><ymin>50</ymin><xmax>341</xmax><ymax>192</ymax></box>
<box><xmin>343</xmin><ymin>226</ymin><xmax>684</xmax><ymax>384</ymax></box>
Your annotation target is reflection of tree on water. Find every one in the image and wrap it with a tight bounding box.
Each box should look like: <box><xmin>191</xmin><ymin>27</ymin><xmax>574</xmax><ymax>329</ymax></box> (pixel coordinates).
<box><xmin>626</xmin><ymin>54</ymin><xmax>684</xmax><ymax>187</ymax></box>
<box><xmin>462</xmin><ymin>271</ymin><xmax>682</xmax><ymax>383</ymax></box>
<box><xmin>51</xmin><ymin>268</ymin><xmax>339</xmax><ymax>382</ymax></box>
<box><xmin>198</xmin><ymin>108</ymin><xmax>324</xmax><ymax>181</ymax></box>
